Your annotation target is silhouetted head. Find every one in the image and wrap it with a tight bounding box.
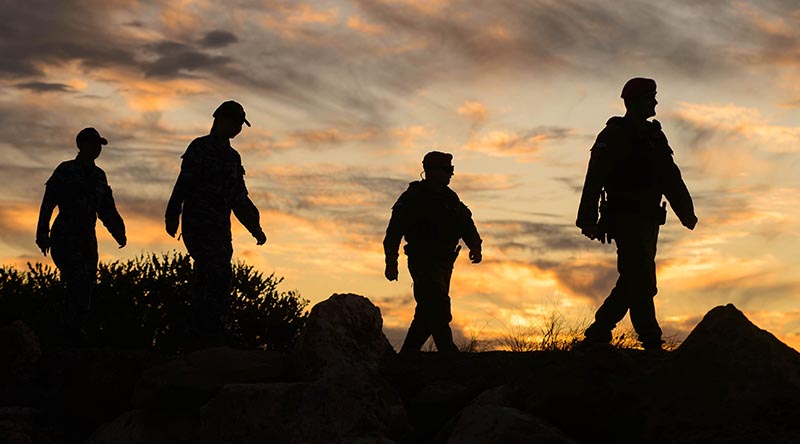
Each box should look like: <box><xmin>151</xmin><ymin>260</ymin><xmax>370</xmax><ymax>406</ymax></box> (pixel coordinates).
<box><xmin>212</xmin><ymin>100</ymin><xmax>250</xmax><ymax>139</ymax></box>
<box><xmin>621</xmin><ymin>77</ymin><xmax>657</xmax><ymax>120</ymax></box>
<box><xmin>422</xmin><ymin>151</ymin><xmax>454</xmax><ymax>186</ymax></box>
<box><xmin>75</xmin><ymin>127</ymin><xmax>108</xmax><ymax>161</ymax></box>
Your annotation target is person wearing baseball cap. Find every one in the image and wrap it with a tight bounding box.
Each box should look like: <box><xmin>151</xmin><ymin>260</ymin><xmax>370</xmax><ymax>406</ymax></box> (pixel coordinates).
<box><xmin>212</xmin><ymin>100</ymin><xmax>251</xmax><ymax>128</ymax></box>
<box><xmin>165</xmin><ymin>100</ymin><xmax>266</xmax><ymax>349</ymax></box>
<box><xmin>384</xmin><ymin>151</ymin><xmax>482</xmax><ymax>355</ymax></box>
<box><xmin>36</xmin><ymin>127</ymin><xmax>127</xmax><ymax>345</ymax></box>
<box><xmin>576</xmin><ymin>78</ymin><xmax>697</xmax><ymax>351</ymax></box>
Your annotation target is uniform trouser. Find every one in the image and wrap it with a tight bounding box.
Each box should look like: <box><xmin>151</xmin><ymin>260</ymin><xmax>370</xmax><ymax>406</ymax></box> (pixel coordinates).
<box><xmin>183</xmin><ymin>232</ymin><xmax>233</xmax><ymax>347</ymax></box>
<box><xmin>400</xmin><ymin>254</ymin><xmax>459</xmax><ymax>354</ymax></box>
<box><xmin>50</xmin><ymin>235</ymin><xmax>98</xmax><ymax>335</ymax></box>
<box><xmin>584</xmin><ymin>220</ymin><xmax>663</xmax><ymax>346</ymax></box>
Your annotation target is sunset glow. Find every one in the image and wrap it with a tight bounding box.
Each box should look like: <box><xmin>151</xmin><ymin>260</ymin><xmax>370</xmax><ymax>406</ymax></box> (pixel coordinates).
<box><xmin>3</xmin><ymin>0</ymin><xmax>800</xmax><ymax>350</ymax></box>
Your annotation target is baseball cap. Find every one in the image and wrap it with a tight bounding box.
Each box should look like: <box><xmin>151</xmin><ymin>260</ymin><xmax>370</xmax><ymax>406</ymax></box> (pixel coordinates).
<box><xmin>213</xmin><ymin>100</ymin><xmax>251</xmax><ymax>127</ymax></box>
<box><xmin>76</xmin><ymin>127</ymin><xmax>108</xmax><ymax>148</ymax></box>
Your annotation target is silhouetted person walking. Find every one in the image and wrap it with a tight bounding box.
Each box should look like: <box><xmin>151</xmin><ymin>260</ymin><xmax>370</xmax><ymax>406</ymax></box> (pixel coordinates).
<box><xmin>36</xmin><ymin>127</ymin><xmax>127</xmax><ymax>344</ymax></box>
<box><xmin>577</xmin><ymin>78</ymin><xmax>697</xmax><ymax>350</ymax></box>
<box><xmin>384</xmin><ymin>152</ymin><xmax>482</xmax><ymax>355</ymax></box>
<box><xmin>165</xmin><ymin>101</ymin><xmax>266</xmax><ymax>349</ymax></box>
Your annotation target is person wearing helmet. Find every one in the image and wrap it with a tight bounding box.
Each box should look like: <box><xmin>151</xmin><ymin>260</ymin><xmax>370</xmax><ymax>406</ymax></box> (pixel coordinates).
<box><xmin>36</xmin><ymin>127</ymin><xmax>127</xmax><ymax>344</ymax></box>
<box><xmin>384</xmin><ymin>151</ymin><xmax>482</xmax><ymax>355</ymax></box>
<box><xmin>576</xmin><ymin>78</ymin><xmax>697</xmax><ymax>351</ymax></box>
<box><xmin>165</xmin><ymin>100</ymin><xmax>267</xmax><ymax>349</ymax></box>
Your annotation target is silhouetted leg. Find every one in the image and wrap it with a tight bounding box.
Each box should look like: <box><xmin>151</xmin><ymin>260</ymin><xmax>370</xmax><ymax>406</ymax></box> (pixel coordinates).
<box><xmin>627</xmin><ymin>224</ymin><xmax>662</xmax><ymax>347</ymax></box>
<box><xmin>585</xmin><ymin>286</ymin><xmax>629</xmax><ymax>343</ymax></box>
<box><xmin>184</xmin><ymin>233</ymin><xmax>233</xmax><ymax>348</ymax></box>
<box><xmin>400</xmin><ymin>317</ymin><xmax>431</xmax><ymax>354</ymax></box>
<box><xmin>52</xmin><ymin>236</ymin><xmax>98</xmax><ymax>344</ymax></box>
<box><xmin>407</xmin><ymin>257</ymin><xmax>458</xmax><ymax>353</ymax></box>
<box><xmin>586</xmin><ymin>221</ymin><xmax>662</xmax><ymax>346</ymax></box>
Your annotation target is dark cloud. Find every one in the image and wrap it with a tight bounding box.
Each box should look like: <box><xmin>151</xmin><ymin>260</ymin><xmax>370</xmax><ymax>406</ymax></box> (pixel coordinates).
<box><xmin>547</xmin><ymin>261</ymin><xmax>618</xmax><ymax>304</ymax></box>
<box><xmin>2</xmin><ymin>0</ymin><xmax>798</xmax><ymax>132</ymax></box>
<box><xmin>15</xmin><ymin>81</ymin><xmax>73</xmax><ymax>93</ymax></box>
<box><xmin>0</xmin><ymin>0</ymin><xmax>139</xmax><ymax>78</ymax></box>
<box><xmin>0</xmin><ymin>2</ymin><xmax>234</xmax><ymax>84</ymax></box>
<box><xmin>199</xmin><ymin>30</ymin><xmax>239</xmax><ymax>48</ymax></box>
<box><xmin>485</xmin><ymin>220</ymin><xmax>589</xmax><ymax>254</ymax></box>
<box><xmin>554</xmin><ymin>176</ymin><xmax>584</xmax><ymax>195</ymax></box>
<box><xmin>143</xmin><ymin>40</ymin><xmax>234</xmax><ymax>78</ymax></box>
<box><xmin>352</xmin><ymin>0</ymin><xmax>799</xmax><ymax>84</ymax></box>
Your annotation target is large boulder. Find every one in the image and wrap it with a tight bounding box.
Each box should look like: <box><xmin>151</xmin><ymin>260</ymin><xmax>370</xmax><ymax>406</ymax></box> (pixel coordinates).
<box><xmin>0</xmin><ymin>321</ymin><xmax>41</xmax><ymax>386</ymax></box>
<box><xmin>91</xmin><ymin>295</ymin><xmax>408</xmax><ymax>444</ymax></box>
<box><xmin>132</xmin><ymin>347</ymin><xmax>290</xmax><ymax>409</ymax></box>
<box><xmin>0</xmin><ymin>407</ymin><xmax>53</xmax><ymax>444</ymax></box>
<box><xmin>90</xmin><ymin>382</ymin><xmax>403</xmax><ymax>444</ymax></box>
<box><xmin>38</xmin><ymin>348</ymin><xmax>159</xmax><ymax>444</ymax></box>
<box><xmin>292</xmin><ymin>293</ymin><xmax>393</xmax><ymax>380</ymax></box>
<box><xmin>648</xmin><ymin>304</ymin><xmax>800</xmax><ymax>442</ymax></box>
<box><xmin>434</xmin><ymin>385</ymin><xmax>578</xmax><ymax>444</ymax></box>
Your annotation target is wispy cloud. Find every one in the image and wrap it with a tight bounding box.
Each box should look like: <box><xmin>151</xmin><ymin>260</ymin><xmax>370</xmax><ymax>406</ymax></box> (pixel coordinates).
<box><xmin>462</xmin><ymin>127</ymin><xmax>575</xmax><ymax>159</ymax></box>
<box><xmin>457</xmin><ymin>100</ymin><xmax>488</xmax><ymax>126</ymax></box>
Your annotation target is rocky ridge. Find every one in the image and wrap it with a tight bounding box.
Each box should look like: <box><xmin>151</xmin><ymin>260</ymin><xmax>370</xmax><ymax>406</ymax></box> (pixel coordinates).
<box><xmin>1</xmin><ymin>297</ymin><xmax>799</xmax><ymax>443</ymax></box>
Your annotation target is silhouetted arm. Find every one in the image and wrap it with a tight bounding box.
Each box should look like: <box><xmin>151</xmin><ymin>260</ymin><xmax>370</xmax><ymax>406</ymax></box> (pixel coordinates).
<box><xmin>663</xmin><ymin>158</ymin><xmax>696</xmax><ymax>229</ymax></box>
<box><xmin>576</xmin><ymin>135</ymin><xmax>614</xmax><ymax>229</ymax></box>
<box><xmin>458</xmin><ymin>203</ymin><xmax>482</xmax><ymax>263</ymax></box>
<box><xmin>459</xmin><ymin>203</ymin><xmax>482</xmax><ymax>250</ymax></box>
<box><xmin>232</xmin><ymin>196</ymin><xmax>263</xmax><ymax>236</ymax></box>
<box><xmin>383</xmin><ymin>197</ymin><xmax>409</xmax><ymax>281</ymax></box>
<box><xmin>165</xmin><ymin>143</ymin><xmax>200</xmax><ymax>237</ymax></box>
<box><xmin>383</xmin><ymin>206</ymin><xmax>405</xmax><ymax>266</ymax></box>
<box><xmin>230</xmin><ymin>154</ymin><xmax>265</xmax><ymax>244</ymax></box>
<box><xmin>36</xmin><ymin>181</ymin><xmax>58</xmax><ymax>255</ymax></box>
<box><xmin>96</xmin><ymin>171</ymin><xmax>126</xmax><ymax>247</ymax></box>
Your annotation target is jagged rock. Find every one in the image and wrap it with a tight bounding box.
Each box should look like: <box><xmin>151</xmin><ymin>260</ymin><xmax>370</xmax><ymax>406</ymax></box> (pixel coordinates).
<box><xmin>0</xmin><ymin>407</ymin><xmax>53</xmax><ymax>444</ymax></box>
<box><xmin>132</xmin><ymin>347</ymin><xmax>290</xmax><ymax>409</ymax></box>
<box><xmin>38</xmin><ymin>348</ymin><xmax>158</xmax><ymax>444</ymax></box>
<box><xmin>647</xmin><ymin>304</ymin><xmax>800</xmax><ymax>443</ymax></box>
<box><xmin>92</xmin><ymin>295</ymin><xmax>408</xmax><ymax>444</ymax></box>
<box><xmin>434</xmin><ymin>385</ymin><xmax>578</xmax><ymax>444</ymax></box>
<box><xmin>0</xmin><ymin>321</ymin><xmax>41</xmax><ymax>385</ymax></box>
<box><xmin>292</xmin><ymin>293</ymin><xmax>393</xmax><ymax>380</ymax></box>
<box><xmin>90</xmin><ymin>381</ymin><xmax>404</xmax><ymax>444</ymax></box>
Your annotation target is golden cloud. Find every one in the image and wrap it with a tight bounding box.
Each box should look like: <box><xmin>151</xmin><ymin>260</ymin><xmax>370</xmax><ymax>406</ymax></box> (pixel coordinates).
<box><xmin>347</xmin><ymin>15</ymin><xmax>385</xmax><ymax>35</ymax></box>
<box><xmin>462</xmin><ymin>130</ymin><xmax>548</xmax><ymax>159</ymax></box>
<box><xmin>457</xmin><ymin>100</ymin><xmax>488</xmax><ymax>125</ymax></box>
<box><xmin>674</xmin><ymin>102</ymin><xmax>800</xmax><ymax>153</ymax></box>
<box><xmin>259</xmin><ymin>3</ymin><xmax>340</xmax><ymax>41</ymax></box>
<box><xmin>392</xmin><ymin>125</ymin><xmax>435</xmax><ymax>148</ymax></box>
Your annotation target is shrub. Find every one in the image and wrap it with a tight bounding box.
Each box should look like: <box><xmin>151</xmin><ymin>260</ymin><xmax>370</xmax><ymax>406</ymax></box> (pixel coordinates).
<box><xmin>0</xmin><ymin>251</ymin><xmax>308</xmax><ymax>352</ymax></box>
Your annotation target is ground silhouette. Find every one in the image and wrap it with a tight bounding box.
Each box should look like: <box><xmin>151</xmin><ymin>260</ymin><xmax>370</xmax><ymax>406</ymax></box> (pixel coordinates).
<box><xmin>2</xmin><ymin>295</ymin><xmax>799</xmax><ymax>444</ymax></box>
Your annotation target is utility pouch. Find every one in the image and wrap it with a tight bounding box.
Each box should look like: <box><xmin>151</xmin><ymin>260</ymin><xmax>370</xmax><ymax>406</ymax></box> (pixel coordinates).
<box><xmin>452</xmin><ymin>245</ymin><xmax>462</xmax><ymax>262</ymax></box>
<box><xmin>657</xmin><ymin>201</ymin><xmax>667</xmax><ymax>226</ymax></box>
<box><xmin>597</xmin><ymin>190</ymin><xmax>612</xmax><ymax>241</ymax></box>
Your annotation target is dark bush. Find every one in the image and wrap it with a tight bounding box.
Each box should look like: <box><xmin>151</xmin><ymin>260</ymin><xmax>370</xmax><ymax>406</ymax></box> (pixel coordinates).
<box><xmin>0</xmin><ymin>251</ymin><xmax>308</xmax><ymax>352</ymax></box>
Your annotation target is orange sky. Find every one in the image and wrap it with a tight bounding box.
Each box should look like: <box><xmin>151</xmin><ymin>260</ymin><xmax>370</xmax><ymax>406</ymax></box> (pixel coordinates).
<box><xmin>2</xmin><ymin>0</ymin><xmax>800</xmax><ymax>350</ymax></box>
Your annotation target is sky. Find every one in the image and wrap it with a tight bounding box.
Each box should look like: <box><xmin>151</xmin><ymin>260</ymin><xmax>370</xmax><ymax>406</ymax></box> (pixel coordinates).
<box><xmin>2</xmin><ymin>0</ymin><xmax>800</xmax><ymax>350</ymax></box>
